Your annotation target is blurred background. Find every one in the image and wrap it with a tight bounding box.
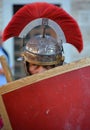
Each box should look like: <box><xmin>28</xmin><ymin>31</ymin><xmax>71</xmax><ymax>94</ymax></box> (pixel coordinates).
<box><xmin>0</xmin><ymin>0</ymin><xmax>90</xmax><ymax>80</ymax></box>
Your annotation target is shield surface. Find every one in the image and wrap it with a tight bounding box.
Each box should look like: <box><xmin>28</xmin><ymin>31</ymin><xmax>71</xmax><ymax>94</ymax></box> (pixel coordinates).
<box><xmin>0</xmin><ymin>57</ymin><xmax>90</xmax><ymax>130</ymax></box>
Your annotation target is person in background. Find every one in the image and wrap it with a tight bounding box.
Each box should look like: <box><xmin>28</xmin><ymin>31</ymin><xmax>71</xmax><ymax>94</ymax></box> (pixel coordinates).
<box><xmin>0</xmin><ymin>31</ymin><xmax>10</xmax><ymax>86</ymax></box>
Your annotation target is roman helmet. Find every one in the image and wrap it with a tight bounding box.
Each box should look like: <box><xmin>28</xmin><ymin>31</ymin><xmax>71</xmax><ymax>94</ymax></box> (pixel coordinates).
<box><xmin>2</xmin><ymin>2</ymin><xmax>83</xmax><ymax>74</ymax></box>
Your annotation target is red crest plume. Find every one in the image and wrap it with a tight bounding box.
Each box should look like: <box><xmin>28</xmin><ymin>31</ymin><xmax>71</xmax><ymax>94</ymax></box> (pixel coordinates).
<box><xmin>2</xmin><ymin>2</ymin><xmax>83</xmax><ymax>52</ymax></box>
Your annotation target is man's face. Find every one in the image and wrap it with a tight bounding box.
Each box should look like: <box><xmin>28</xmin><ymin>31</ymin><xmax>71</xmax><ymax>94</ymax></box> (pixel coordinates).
<box><xmin>28</xmin><ymin>63</ymin><xmax>55</xmax><ymax>75</ymax></box>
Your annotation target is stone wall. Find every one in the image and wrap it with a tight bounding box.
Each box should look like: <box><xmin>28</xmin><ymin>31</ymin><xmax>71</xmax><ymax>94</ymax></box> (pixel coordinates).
<box><xmin>70</xmin><ymin>0</ymin><xmax>90</xmax><ymax>61</ymax></box>
<box><xmin>0</xmin><ymin>0</ymin><xmax>3</xmax><ymax>31</ymax></box>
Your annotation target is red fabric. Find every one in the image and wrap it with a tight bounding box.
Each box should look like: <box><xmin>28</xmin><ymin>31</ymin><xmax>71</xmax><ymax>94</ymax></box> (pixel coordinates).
<box><xmin>2</xmin><ymin>66</ymin><xmax>90</xmax><ymax>130</ymax></box>
<box><xmin>2</xmin><ymin>2</ymin><xmax>83</xmax><ymax>52</ymax></box>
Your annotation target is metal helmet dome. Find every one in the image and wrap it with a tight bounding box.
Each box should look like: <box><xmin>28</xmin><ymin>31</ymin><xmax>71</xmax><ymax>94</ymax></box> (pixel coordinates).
<box><xmin>20</xmin><ymin>18</ymin><xmax>65</xmax><ymax>66</ymax></box>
